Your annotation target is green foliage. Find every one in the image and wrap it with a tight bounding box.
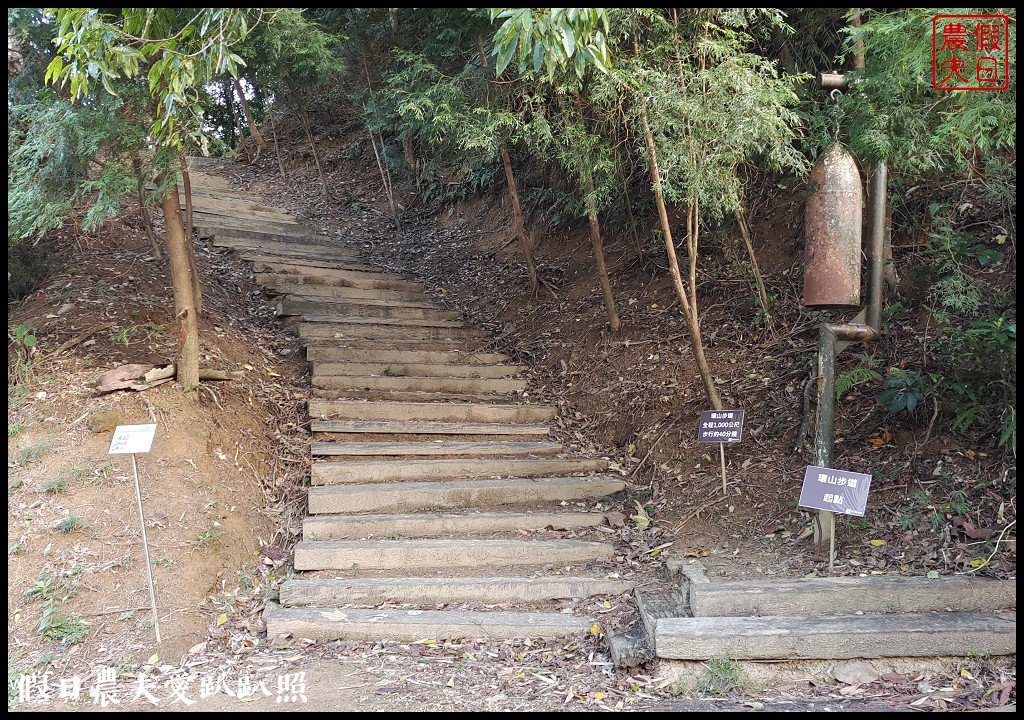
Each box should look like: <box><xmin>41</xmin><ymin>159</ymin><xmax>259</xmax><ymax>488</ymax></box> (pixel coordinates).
<box><xmin>490</xmin><ymin>8</ymin><xmax>611</xmax><ymax>79</ymax></box>
<box><xmin>835</xmin><ymin>353</ymin><xmax>882</xmax><ymax>400</ymax></box>
<box><xmin>841</xmin><ymin>9</ymin><xmax>1016</xmax><ymax>178</ymax></box>
<box><xmin>619</xmin><ymin>9</ymin><xmax>809</xmax><ymax>220</ymax></box>
<box><xmin>47</xmin><ymin>8</ymin><xmax>253</xmax><ymax>152</ymax></box>
<box><xmin>39</xmin><ymin>605</ymin><xmax>88</xmax><ymax>645</ymax></box>
<box><xmin>698</xmin><ymin>656</ymin><xmax>749</xmax><ymax>696</ymax></box>
<box><xmin>56</xmin><ymin>515</ymin><xmax>86</xmax><ymax>534</ymax></box>
<box><xmin>878</xmin><ymin>368</ymin><xmax>935</xmax><ymax>415</ymax></box>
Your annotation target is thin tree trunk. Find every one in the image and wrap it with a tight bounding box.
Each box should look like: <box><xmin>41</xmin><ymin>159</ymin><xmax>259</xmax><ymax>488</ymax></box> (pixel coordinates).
<box><xmin>367</xmin><ymin>124</ymin><xmax>402</xmax><ymax>231</ymax></box>
<box><xmin>499</xmin><ymin>145</ymin><xmax>539</xmax><ymax>296</ymax></box>
<box><xmin>160</xmin><ymin>183</ymin><xmax>200</xmax><ymax>397</ymax></box>
<box><xmin>133</xmin><ymin>157</ymin><xmax>162</xmax><ymax>259</ymax></box>
<box><xmin>222</xmin><ymin>79</ymin><xmax>238</xmax><ymax>148</ymax></box>
<box><xmin>735</xmin><ymin>207</ymin><xmax>770</xmax><ymax>318</ymax></box>
<box><xmin>233</xmin><ymin>77</ymin><xmax>267</xmax><ymax>153</ymax></box>
<box><xmin>268</xmin><ymin>104</ymin><xmax>287</xmax><ymax>180</ymax></box>
<box><xmin>296</xmin><ymin>91</ymin><xmax>331</xmax><ymax>200</ymax></box>
<box><xmin>180</xmin><ymin>160</ymin><xmax>202</xmax><ymax>315</ymax></box>
<box><xmin>585</xmin><ymin>174</ymin><xmax>620</xmax><ymax>332</ymax></box>
<box><xmin>639</xmin><ymin>101</ymin><xmax>722</xmax><ymax>410</ymax></box>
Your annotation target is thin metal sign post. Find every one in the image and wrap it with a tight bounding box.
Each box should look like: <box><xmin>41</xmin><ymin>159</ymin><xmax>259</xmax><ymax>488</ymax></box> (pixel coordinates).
<box><xmin>109</xmin><ymin>424</ymin><xmax>160</xmax><ymax>644</ymax></box>
<box><xmin>696</xmin><ymin>410</ymin><xmax>746</xmax><ymax>495</ymax></box>
<box><xmin>798</xmin><ymin>465</ymin><xmax>872</xmax><ymax>572</ymax></box>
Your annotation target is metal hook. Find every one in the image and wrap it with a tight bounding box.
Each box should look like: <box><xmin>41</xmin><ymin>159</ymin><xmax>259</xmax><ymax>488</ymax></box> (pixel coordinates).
<box><xmin>829</xmin><ymin>88</ymin><xmax>842</xmax><ymax>104</ymax></box>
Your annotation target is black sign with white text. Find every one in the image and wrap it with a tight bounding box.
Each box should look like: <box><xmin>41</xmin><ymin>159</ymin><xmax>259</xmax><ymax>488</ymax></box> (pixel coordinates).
<box><xmin>696</xmin><ymin>410</ymin><xmax>745</xmax><ymax>443</ymax></box>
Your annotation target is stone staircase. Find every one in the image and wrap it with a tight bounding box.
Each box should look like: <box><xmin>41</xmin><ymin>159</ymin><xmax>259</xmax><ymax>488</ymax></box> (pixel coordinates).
<box><xmin>184</xmin><ymin>160</ymin><xmax>634</xmax><ymax>644</ymax></box>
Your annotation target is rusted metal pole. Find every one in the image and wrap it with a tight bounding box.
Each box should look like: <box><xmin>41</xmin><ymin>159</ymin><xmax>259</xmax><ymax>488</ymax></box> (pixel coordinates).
<box><xmin>866</xmin><ymin>162</ymin><xmax>888</xmax><ymax>333</ymax></box>
<box><xmin>813</xmin><ymin>322</ymin><xmax>878</xmax><ymax>564</ymax></box>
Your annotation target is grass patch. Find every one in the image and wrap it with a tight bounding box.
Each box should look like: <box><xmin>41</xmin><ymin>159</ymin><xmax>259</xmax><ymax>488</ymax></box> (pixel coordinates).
<box><xmin>13</xmin><ymin>440</ymin><xmax>52</xmax><ymax>465</ymax></box>
<box><xmin>56</xmin><ymin>515</ymin><xmax>86</xmax><ymax>534</ymax></box>
<box><xmin>43</xmin><ymin>474</ymin><xmax>68</xmax><ymax>493</ymax></box>
<box><xmin>39</xmin><ymin>605</ymin><xmax>89</xmax><ymax>645</ymax></box>
<box><xmin>196</xmin><ymin>525</ymin><xmax>223</xmax><ymax>548</ymax></box>
<box><xmin>697</xmin><ymin>656</ymin><xmax>749</xmax><ymax>697</ymax></box>
<box><xmin>8</xmin><ymin>423</ymin><xmax>25</xmax><ymax>438</ymax></box>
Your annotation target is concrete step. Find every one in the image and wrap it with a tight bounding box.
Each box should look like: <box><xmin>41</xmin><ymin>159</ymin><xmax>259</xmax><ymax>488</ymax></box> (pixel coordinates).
<box><xmin>307</xmin><ymin>476</ymin><xmax>626</xmax><ymax>514</ymax></box>
<box><xmin>311</xmin><ymin>457</ymin><xmax>608</xmax><ymax>485</ymax></box>
<box><xmin>313</xmin><ymin>362</ymin><xmax>522</xmax><ymax>378</ymax></box>
<box><xmin>280</xmin><ymin>299</ymin><xmax>459</xmax><ymax>320</ymax></box>
<box><xmin>293</xmin><ymin>538</ymin><xmax>616</xmax><ymax>571</ymax></box>
<box><xmin>689</xmin><ymin>575</ymin><xmax>1019</xmax><ymax>618</ymax></box>
<box><xmin>242</xmin><ymin>253</ymin><xmax>378</xmax><ymax>273</ymax></box>
<box><xmin>655</xmin><ymin>611</ymin><xmax>1017</xmax><ymax>660</ymax></box>
<box><xmin>299</xmin><ymin>322</ymin><xmax>489</xmax><ymax>341</ymax></box>
<box><xmin>306</xmin><ymin>347</ymin><xmax>508</xmax><ymax>364</ymax></box>
<box><xmin>311</xmin><ymin>419</ymin><xmax>550</xmax><ymax>436</ymax></box>
<box><xmin>312</xmin><ymin>375</ymin><xmax>526</xmax><ymax>395</ymax></box>
<box><xmin>256</xmin><ymin>271</ymin><xmax>423</xmax><ymax>292</ymax></box>
<box><xmin>308</xmin><ymin>400</ymin><xmax>555</xmax><ymax>424</ymax></box>
<box><xmin>280</xmin><ymin>575</ymin><xmax>634</xmax><ymax>606</ymax></box>
<box><xmin>302</xmin><ymin>315</ymin><xmax>464</xmax><ymax>329</ymax></box>
<box><xmin>265</xmin><ymin>605</ymin><xmax>597</xmax><ymax>642</ymax></box>
<box><xmin>311</xmin><ymin>440</ymin><xmax>562</xmax><ymax>457</ymax></box>
<box><xmin>302</xmin><ymin>509</ymin><xmax>609</xmax><ymax>539</ymax></box>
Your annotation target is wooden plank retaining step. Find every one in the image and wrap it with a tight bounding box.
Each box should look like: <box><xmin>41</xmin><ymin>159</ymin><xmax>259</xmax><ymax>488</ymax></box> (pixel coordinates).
<box><xmin>302</xmin><ymin>510</ymin><xmax>609</xmax><ymax>540</ymax></box>
<box><xmin>312</xmin><ymin>362</ymin><xmax>521</xmax><ymax>378</ymax></box>
<box><xmin>265</xmin><ymin>606</ymin><xmax>597</xmax><ymax>642</ymax></box>
<box><xmin>690</xmin><ymin>575</ymin><xmax>1019</xmax><ymax>618</ymax></box>
<box><xmin>280</xmin><ymin>299</ymin><xmax>457</xmax><ymax>320</ymax></box>
<box><xmin>310</xmin><ymin>420</ymin><xmax>549</xmax><ymax>436</ymax></box>
<box><xmin>655</xmin><ymin>612</ymin><xmax>1017</xmax><ymax>660</ymax></box>
<box><xmin>308</xmin><ymin>400</ymin><xmax>555</xmax><ymax>424</ymax></box>
<box><xmin>256</xmin><ymin>271</ymin><xmax>423</xmax><ymax>292</ymax></box>
<box><xmin>279</xmin><ymin>575</ymin><xmax>634</xmax><ymax>607</ymax></box>
<box><xmin>306</xmin><ymin>348</ymin><xmax>509</xmax><ymax>364</ymax></box>
<box><xmin>307</xmin><ymin>476</ymin><xmax>626</xmax><ymax>514</ymax></box>
<box><xmin>299</xmin><ymin>322</ymin><xmax>488</xmax><ymax>341</ymax></box>
<box><xmin>311</xmin><ymin>440</ymin><xmax>562</xmax><ymax>457</ymax></box>
<box><xmin>293</xmin><ymin>538</ymin><xmax>615</xmax><ymax>571</ymax></box>
<box><xmin>311</xmin><ymin>375</ymin><xmax>526</xmax><ymax>395</ymax></box>
<box><xmin>310</xmin><ymin>457</ymin><xmax>609</xmax><ymax>485</ymax></box>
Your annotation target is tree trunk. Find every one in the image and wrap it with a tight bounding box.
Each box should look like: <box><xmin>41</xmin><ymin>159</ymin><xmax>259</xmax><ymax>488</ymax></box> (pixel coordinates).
<box><xmin>499</xmin><ymin>145</ymin><xmax>539</xmax><ymax>296</ymax></box>
<box><xmin>585</xmin><ymin>174</ymin><xmax>620</xmax><ymax>332</ymax></box>
<box><xmin>639</xmin><ymin>101</ymin><xmax>722</xmax><ymax>410</ymax></box>
<box><xmin>297</xmin><ymin>91</ymin><xmax>332</xmax><ymax>200</ymax></box>
<box><xmin>268</xmin><ymin>104</ymin><xmax>287</xmax><ymax>180</ymax></box>
<box><xmin>133</xmin><ymin>157</ymin><xmax>162</xmax><ymax>259</ymax></box>
<box><xmin>160</xmin><ymin>184</ymin><xmax>200</xmax><ymax>397</ymax></box>
<box><xmin>367</xmin><ymin>123</ymin><xmax>402</xmax><ymax>231</ymax></box>
<box><xmin>233</xmin><ymin>77</ymin><xmax>267</xmax><ymax>153</ymax></box>
<box><xmin>222</xmin><ymin>78</ymin><xmax>238</xmax><ymax>148</ymax></box>
<box><xmin>180</xmin><ymin>161</ymin><xmax>202</xmax><ymax>315</ymax></box>
<box><xmin>735</xmin><ymin>207</ymin><xmax>770</xmax><ymax>321</ymax></box>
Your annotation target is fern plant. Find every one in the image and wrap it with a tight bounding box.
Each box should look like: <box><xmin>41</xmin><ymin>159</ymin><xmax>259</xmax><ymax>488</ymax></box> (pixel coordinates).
<box><xmin>835</xmin><ymin>354</ymin><xmax>882</xmax><ymax>400</ymax></box>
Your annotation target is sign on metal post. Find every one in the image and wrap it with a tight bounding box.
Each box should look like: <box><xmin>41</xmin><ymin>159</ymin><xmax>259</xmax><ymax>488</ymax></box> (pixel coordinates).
<box><xmin>108</xmin><ymin>423</ymin><xmax>157</xmax><ymax>455</ymax></box>
<box><xmin>697</xmin><ymin>410</ymin><xmax>745</xmax><ymax>495</ymax></box>
<box><xmin>798</xmin><ymin>465</ymin><xmax>872</xmax><ymax>517</ymax></box>
<box><xmin>109</xmin><ymin>424</ymin><xmax>161</xmax><ymax>644</ymax></box>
